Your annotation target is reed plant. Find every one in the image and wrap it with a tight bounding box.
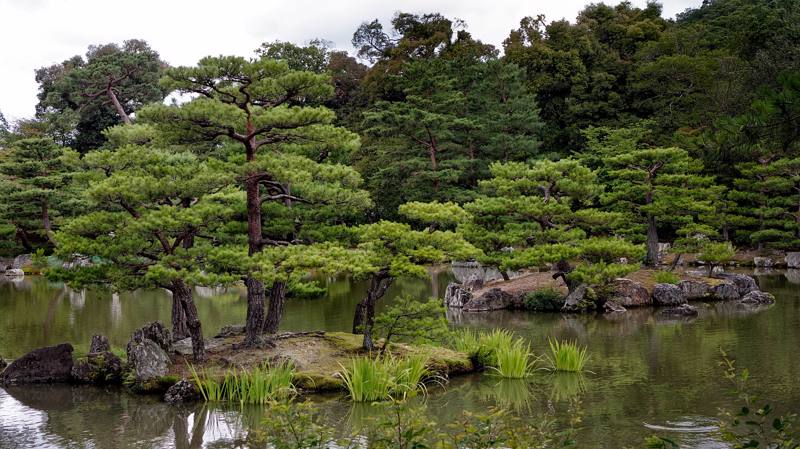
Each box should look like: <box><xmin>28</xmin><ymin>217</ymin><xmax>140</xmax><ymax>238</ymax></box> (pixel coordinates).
<box><xmin>338</xmin><ymin>353</ymin><xmax>430</xmax><ymax>402</ymax></box>
<box><xmin>189</xmin><ymin>361</ymin><xmax>296</xmax><ymax>404</ymax></box>
<box><xmin>492</xmin><ymin>340</ymin><xmax>538</xmax><ymax>378</ymax></box>
<box><xmin>546</xmin><ymin>339</ymin><xmax>590</xmax><ymax>373</ymax></box>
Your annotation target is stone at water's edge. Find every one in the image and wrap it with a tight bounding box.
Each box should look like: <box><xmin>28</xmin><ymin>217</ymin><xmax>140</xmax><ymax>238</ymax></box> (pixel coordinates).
<box><xmin>562</xmin><ymin>283</ymin><xmax>591</xmax><ymax>312</ymax></box>
<box><xmin>462</xmin><ymin>288</ymin><xmax>521</xmax><ymax>312</ymax></box>
<box><xmin>0</xmin><ymin>343</ymin><xmax>74</xmax><ymax>385</ymax></box>
<box><xmin>653</xmin><ymin>283</ymin><xmax>686</xmax><ymax>306</ymax></box>
<box><xmin>740</xmin><ymin>290</ymin><xmax>776</xmax><ymax>305</ymax></box>
<box><xmin>603</xmin><ymin>300</ymin><xmax>627</xmax><ymax>314</ymax></box>
<box><xmin>127</xmin><ymin>321</ymin><xmax>171</xmax><ymax>353</ymax></box>
<box><xmin>753</xmin><ymin>257</ymin><xmax>774</xmax><ymax>268</ymax></box>
<box><xmin>90</xmin><ymin>335</ymin><xmax>111</xmax><ymax>353</ymax></box>
<box><xmin>661</xmin><ymin>303</ymin><xmax>699</xmax><ymax>317</ymax></box>
<box><xmin>164</xmin><ymin>379</ymin><xmax>200</xmax><ymax>403</ymax></box>
<box><xmin>786</xmin><ymin>252</ymin><xmax>800</xmax><ymax>269</ymax></box>
<box><xmin>444</xmin><ymin>282</ymin><xmax>471</xmax><ymax>308</ymax></box>
<box><xmin>72</xmin><ymin>351</ymin><xmax>123</xmax><ymax>384</ymax></box>
<box><xmin>127</xmin><ymin>339</ymin><xmax>171</xmax><ymax>382</ymax></box>
<box><xmin>719</xmin><ymin>274</ymin><xmax>758</xmax><ymax>297</ymax></box>
<box><xmin>711</xmin><ymin>282</ymin><xmax>740</xmax><ymax>301</ymax></box>
<box><xmin>4</xmin><ymin>268</ymin><xmax>24</xmax><ymax>277</ymax></box>
<box><xmin>12</xmin><ymin>254</ymin><xmax>32</xmax><ymax>269</ymax></box>
<box><xmin>610</xmin><ymin>278</ymin><xmax>651</xmax><ymax>307</ymax></box>
<box><xmin>678</xmin><ymin>280</ymin><xmax>710</xmax><ymax>300</ymax></box>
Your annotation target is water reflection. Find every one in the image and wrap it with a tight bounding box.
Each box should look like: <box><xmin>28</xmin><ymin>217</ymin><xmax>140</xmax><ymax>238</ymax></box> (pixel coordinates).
<box><xmin>1</xmin><ymin>271</ymin><xmax>798</xmax><ymax>448</ymax></box>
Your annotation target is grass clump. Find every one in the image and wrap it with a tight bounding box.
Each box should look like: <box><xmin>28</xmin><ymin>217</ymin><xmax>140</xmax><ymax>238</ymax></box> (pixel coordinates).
<box><xmin>189</xmin><ymin>361</ymin><xmax>296</xmax><ymax>404</ymax></box>
<box><xmin>546</xmin><ymin>339</ymin><xmax>590</xmax><ymax>373</ymax></box>
<box><xmin>492</xmin><ymin>340</ymin><xmax>538</xmax><ymax>379</ymax></box>
<box><xmin>338</xmin><ymin>354</ymin><xmax>430</xmax><ymax>402</ymax></box>
<box><xmin>523</xmin><ymin>288</ymin><xmax>565</xmax><ymax>311</ymax></box>
<box><xmin>653</xmin><ymin>270</ymin><xmax>680</xmax><ymax>285</ymax></box>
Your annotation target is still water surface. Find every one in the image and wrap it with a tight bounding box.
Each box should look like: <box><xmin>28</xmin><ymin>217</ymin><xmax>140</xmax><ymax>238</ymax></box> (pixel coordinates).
<box><xmin>1</xmin><ymin>269</ymin><xmax>799</xmax><ymax>448</ymax></box>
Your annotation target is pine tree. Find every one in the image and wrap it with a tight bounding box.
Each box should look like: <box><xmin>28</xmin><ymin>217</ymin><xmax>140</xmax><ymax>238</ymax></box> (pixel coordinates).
<box><xmin>139</xmin><ymin>56</ymin><xmax>359</xmax><ymax>346</ymax></box>
<box><xmin>0</xmin><ymin>138</ymin><xmax>80</xmax><ymax>252</ymax></box>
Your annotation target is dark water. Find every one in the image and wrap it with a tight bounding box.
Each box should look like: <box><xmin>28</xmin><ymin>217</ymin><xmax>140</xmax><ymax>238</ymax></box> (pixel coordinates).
<box><xmin>1</xmin><ymin>270</ymin><xmax>799</xmax><ymax>448</ymax></box>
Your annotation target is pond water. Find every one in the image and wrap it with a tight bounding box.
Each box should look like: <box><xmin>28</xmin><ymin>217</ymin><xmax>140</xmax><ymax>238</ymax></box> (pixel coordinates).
<box><xmin>1</xmin><ymin>270</ymin><xmax>799</xmax><ymax>448</ymax></box>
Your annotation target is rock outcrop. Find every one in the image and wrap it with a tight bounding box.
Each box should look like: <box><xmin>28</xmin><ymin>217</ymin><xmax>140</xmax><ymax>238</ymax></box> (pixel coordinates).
<box><xmin>0</xmin><ymin>343</ymin><xmax>74</xmax><ymax>385</ymax></box>
<box><xmin>678</xmin><ymin>280</ymin><xmax>710</xmax><ymax>300</ymax></box>
<box><xmin>89</xmin><ymin>335</ymin><xmax>111</xmax><ymax>353</ymax></box>
<box><xmin>444</xmin><ymin>282</ymin><xmax>472</xmax><ymax>308</ymax></box>
<box><xmin>126</xmin><ymin>322</ymin><xmax>172</xmax><ymax>383</ymax></box>
<box><xmin>562</xmin><ymin>284</ymin><xmax>593</xmax><ymax>312</ymax></box>
<box><xmin>740</xmin><ymin>290</ymin><xmax>776</xmax><ymax>305</ymax></box>
<box><xmin>610</xmin><ymin>278</ymin><xmax>651</xmax><ymax>307</ymax></box>
<box><xmin>786</xmin><ymin>252</ymin><xmax>800</xmax><ymax>269</ymax></box>
<box><xmin>653</xmin><ymin>283</ymin><xmax>686</xmax><ymax>306</ymax></box>
<box><xmin>462</xmin><ymin>288</ymin><xmax>521</xmax><ymax>312</ymax></box>
<box><xmin>719</xmin><ymin>274</ymin><xmax>758</xmax><ymax>296</ymax></box>
<box><xmin>164</xmin><ymin>379</ymin><xmax>200</xmax><ymax>404</ymax></box>
<box><xmin>710</xmin><ymin>282</ymin><xmax>740</xmax><ymax>301</ymax></box>
<box><xmin>660</xmin><ymin>303</ymin><xmax>699</xmax><ymax>317</ymax></box>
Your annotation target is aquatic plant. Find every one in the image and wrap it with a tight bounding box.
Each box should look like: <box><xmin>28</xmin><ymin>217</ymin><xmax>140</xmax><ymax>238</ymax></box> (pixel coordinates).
<box><xmin>338</xmin><ymin>354</ymin><xmax>430</xmax><ymax>402</ymax></box>
<box><xmin>189</xmin><ymin>361</ymin><xmax>296</xmax><ymax>404</ymax></box>
<box><xmin>546</xmin><ymin>339</ymin><xmax>590</xmax><ymax>373</ymax></box>
<box><xmin>492</xmin><ymin>340</ymin><xmax>537</xmax><ymax>378</ymax></box>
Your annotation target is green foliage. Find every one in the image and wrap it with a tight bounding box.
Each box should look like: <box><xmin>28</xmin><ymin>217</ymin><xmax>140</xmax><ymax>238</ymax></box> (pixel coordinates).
<box><xmin>492</xmin><ymin>340</ymin><xmax>538</xmax><ymax>379</ymax></box>
<box><xmin>373</xmin><ymin>295</ymin><xmax>450</xmax><ymax>350</ymax></box>
<box><xmin>189</xmin><ymin>361</ymin><xmax>296</xmax><ymax>404</ymax></box>
<box><xmin>653</xmin><ymin>271</ymin><xmax>680</xmax><ymax>285</ymax></box>
<box><xmin>523</xmin><ymin>288</ymin><xmax>565</xmax><ymax>312</ymax></box>
<box><xmin>546</xmin><ymin>340</ymin><xmax>590</xmax><ymax>373</ymax></box>
<box><xmin>699</xmin><ymin>241</ymin><xmax>736</xmax><ymax>276</ymax></box>
<box><xmin>337</xmin><ymin>354</ymin><xmax>430</xmax><ymax>402</ymax></box>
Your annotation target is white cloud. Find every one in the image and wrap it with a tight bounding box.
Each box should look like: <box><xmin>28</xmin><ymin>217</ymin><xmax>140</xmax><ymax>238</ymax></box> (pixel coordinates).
<box><xmin>0</xmin><ymin>0</ymin><xmax>697</xmax><ymax>121</ymax></box>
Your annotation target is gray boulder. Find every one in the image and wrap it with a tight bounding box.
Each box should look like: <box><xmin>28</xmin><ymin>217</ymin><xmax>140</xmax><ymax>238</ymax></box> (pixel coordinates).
<box><xmin>164</xmin><ymin>379</ymin><xmax>200</xmax><ymax>403</ymax></box>
<box><xmin>128</xmin><ymin>321</ymin><xmax>171</xmax><ymax>353</ymax></box>
<box><xmin>462</xmin><ymin>274</ymin><xmax>484</xmax><ymax>291</ymax></box>
<box><xmin>603</xmin><ymin>300</ymin><xmax>627</xmax><ymax>314</ymax></box>
<box><xmin>678</xmin><ymin>280</ymin><xmax>710</xmax><ymax>300</ymax></box>
<box><xmin>444</xmin><ymin>282</ymin><xmax>472</xmax><ymax>308</ymax></box>
<box><xmin>785</xmin><ymin>269</ymin><xmax>800</xmax><ymax>285</ymax></box>
<box><xmin>610</xmin><ymin>278</ymin><xmax>651</xmax><ymax>307</ymax></box>
<box><xmin>753</xmin><ymin>257</ymin><xmax>774</xmax><ymax>268</ymax></box>
<box><xmin>719</xmin><ymin>274</ymin><xmax>758</xmax><ymax>296</ymax></box>
<box><xmin>12</xmin><ymin>254</ymin><xmax>32</xmax><ymax>269</ymax></box>
<box><xmin>462</xmin><ymin>288</ymin><xmax>521</xmax><ymax>312</ymax></box>
<box><xmin>127</xmin><ymin>339</ymin><xmax>170</xmax><ymax>382</ymax></box>
<box><xmin>653</xmin><ymin>283</ymin><xmax>686</xmax><ymax>306</ymax></box>
<box><xmin>740</xmin><ymin>290</ymin><xmax>776</xmax><ymax>305</ymax></box>
<box><xmin>710</xmin><ymin>282</ymin><xmax>740</xmax><ymax>301</ymax></box>
<box><xmin>786</xmin><ymin>252</ymin><xmax>800</xmax><ymax>268</ymax></box>
<box><xmin>71</xmin><ymin>351</ymin><xmax>123</xmax><ymax>384</ymax></box>
<box><xmin>561</xmin><ymin>283</ymin><xmax>593</xmax><ymax>312</ymax></box>
<box><xmin>0</xmin><ymin>343</ymin><xmax>74</xmax><ymax>385</ymax></box>
<box><xmin>661</xmin><ymin>303</ymin><xmax>699</xmax><ymax>317</ymax></box>
<box><xmin>89</xmin><ymin>335</ymin><xmax>111</xmax><ymax>353</ymax></box>
<box><xmin>4</xmin><ymin>268</ymin><xmax>24</xmax><ymax>277</ymax></box>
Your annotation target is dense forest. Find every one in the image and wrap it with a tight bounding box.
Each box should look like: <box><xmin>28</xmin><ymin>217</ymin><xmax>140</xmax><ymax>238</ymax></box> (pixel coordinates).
<box><xmin>1</xmin><ymin>0</ymin><xmax>799</xmax><ymax>360</ymax></box>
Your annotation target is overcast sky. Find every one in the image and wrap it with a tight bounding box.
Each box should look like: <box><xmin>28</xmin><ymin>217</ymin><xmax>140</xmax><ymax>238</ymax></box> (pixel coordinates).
<box><xmin>0</xmin><ymin>0</ymin><xmax>697</xmax><ymax>121</ymax></box>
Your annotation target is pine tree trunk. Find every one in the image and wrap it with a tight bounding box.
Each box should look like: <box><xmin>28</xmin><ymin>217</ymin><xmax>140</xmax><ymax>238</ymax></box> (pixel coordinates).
<box><xmin>263</xmin><ymin>281</ymin><xmax>286</xmax><ymax>334</ymax></box>
<box><xmin>645</xmin><ymin>214</ymin><xmax>659</xmax><ymax>267</ymax></box>
<box><xmin>106</xmin><ymin>88</ymin><xmax>132</xmax><ymax>125</ymax></box>
<box><xmin>352</xmin><ymin>270</ymin><xmax>394</xmax><ymax>351</ymax></box>
<box><xmin>171</xmin><ymin>291</ymin><xmax>188</xmax><ymax>341</ymax></box>
<box><xmin>172</xmin><ymin>279</ymin><xmax>205</xmax><ymax>362</ymax></box>
<box><xmin>244</xmin><ymin>164</ymin><xmax>267</xmax><ymax>346</ymax></box>
<box><xmin>41</xmin><ymin>199</ymin><xmax>56</xmax><ymax>246</ymax></box>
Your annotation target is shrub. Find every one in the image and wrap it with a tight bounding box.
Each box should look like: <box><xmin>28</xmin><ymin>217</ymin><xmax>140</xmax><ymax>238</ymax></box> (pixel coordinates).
<box><xmin>493</xmin><ymin>340</ymin><xmax>537</xmax><ymax>378</ymax></box>
<box><xmin>546</xmin><ymin>339</ymin><xmax>590</xmax><ymax>373</ymax></box>
<box><xmin>523</xmin><ymin>288</ymin><xmax>565</xmax><ymax>312</ymax></box>
<box><xmin>653</xmin><ymin>270</ymin><xmax>680</xmax><ymax>285</ymax></box>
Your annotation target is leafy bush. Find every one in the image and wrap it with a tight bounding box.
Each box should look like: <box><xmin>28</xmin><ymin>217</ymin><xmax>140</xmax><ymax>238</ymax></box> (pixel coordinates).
<box><xmin>698</xmin><ymin>241</ymin><xmax>736</xmax><ymax>277</ymax></box>
<box><xmin>546</xmin><ymin>340</ymin><xmax>590</xmax><ymax>373</ymax></box>
<box><xmin>373</xmin><ymin>295</ymin><xmax>450</xmax><ymax>351</ymax></box>
<box><xmin>523</xmin><ymin>288</ymin><xmax>565</xmax><ymax>312</ymax></box>
<box><xmin>653</xmin><ymin>270</ymin><xmax>680</xmax><ymax>284</ymax></box>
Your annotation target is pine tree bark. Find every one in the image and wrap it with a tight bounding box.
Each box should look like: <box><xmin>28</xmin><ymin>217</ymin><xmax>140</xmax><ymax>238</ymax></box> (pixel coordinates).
<box><xmin>106</xmin><ymin>88</ymin><xmax>132</xmax><ymax>125</ymax></box>
<box><xmin>171</xmin><ymin>291</ymin><xmax>188</xmax><ymax>341</ymax></box>
<box><xmin>263</xmin><ymin>281</ymin><xmax>286</xmax><ymax>334</ymax></box>
<box><xmin>645</xmin><ymin>214</ymin><xmax>659</xmax><ymax>267</ymax></box>
<box><xmin>352</xmin><ymin>269</ymin><xmax>394</xmax><ymax>351</ymax></box>
<box><xmin>172</xmin><ymin>279</ymin><xmax>204</xmax><ymax>362</ymax></box>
